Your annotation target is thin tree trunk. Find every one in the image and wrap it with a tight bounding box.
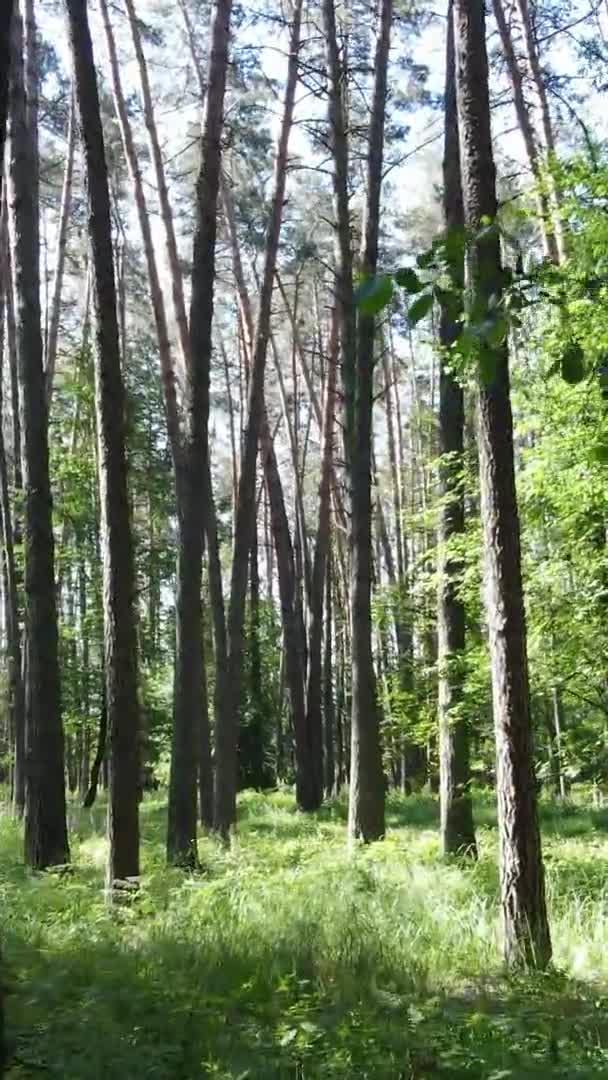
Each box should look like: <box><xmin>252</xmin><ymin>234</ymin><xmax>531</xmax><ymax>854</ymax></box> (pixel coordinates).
<box><xmin>124</xmin><ymin>0</ymin><xmax>190</xmax><ymax>377</ymax></box>
<box><xmin>167</xmin><ymin>0</ymin><xmax>232</xmax><ymax>864</ymax></box>
<box><xmin>83</xmin><ymin>686</ymin><xmax>107</xmax><ymax>808</ymax></box>
<box><xmin>491</xmin><ymin>0</ymin><xmax>559</xmax><ymax>263</ymax></box>
<box><xmin>45</xmin><ymin>91</ymin><xmax>76</xmax><ymax>405</ymax></box>
<box><xmin>305</xmin><ymin>304</ymin><xmax>339</xmax><ymax>809</ymax></box>
<box><xmin>324</xmin><ymin>547</ymin><xmax>335</xmax><ymax>797</ymax></box>
<box><xmin>454</xmin><ymin>0</ymin><xmax>551</xmax><ymax>968</ymax></box>
<box><xmin>514</xmin><ymin>0</ymin><xmax>566</xmax><ymax>260</ymax></box>
<box><xmin>0</xmin><ymin>231</ymin><xmax>25</xmax><ymax>817</ymax></box>
<box><xmin>221</xmin><ymin>178</ymin><xmax>311</xmax><ymax>812</ymax></box>
<box><xmin>9</xmin><ymin>8</ymin><xmax>68</xmax><ymax>869</ymax></box>
<box><xmin>347</xmin><ymin>0</ymin><xmax>393</xmax><ymax>843</ymax></box>
<box><xmin>67</xmin><ymin>0</ymin><xmax>141</xmax><ymax>884</ymax></box>
<box><xmin>215</xmin><ymin>0</ymin><xmax>302</xmax><ymax>834</ymax></box>
<box><xmin>438</xmin><ymin>1</ymin><xmax>476</xmax><ymax>858</ymax></box>
<box><xmin>99</xmin><ymin>0</ymin><xmax>181</xmax><ymax>457</ymax></box>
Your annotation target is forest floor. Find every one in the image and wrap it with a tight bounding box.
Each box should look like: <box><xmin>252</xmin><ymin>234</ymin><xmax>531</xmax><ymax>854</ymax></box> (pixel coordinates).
<box><xmin>2</xmin><ymin>790</ymin><xmax>608</xmax><ymax>1078</ymax></box>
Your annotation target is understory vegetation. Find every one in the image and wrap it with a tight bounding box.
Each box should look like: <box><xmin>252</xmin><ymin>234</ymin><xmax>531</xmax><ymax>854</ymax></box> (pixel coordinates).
<box><xmin>3</xmin><ymin>789</ymin><xmax>608</xmax><ymax>1078</ymax></box>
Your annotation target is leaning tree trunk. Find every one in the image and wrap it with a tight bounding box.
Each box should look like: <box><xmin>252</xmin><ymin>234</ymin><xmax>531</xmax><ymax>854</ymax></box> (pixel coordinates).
<box><xmin>453</xmin><ymin>0</ymin><xmax>552</xmax><ymax>968</ymax></box>
<box><xmin>215</xmin><ymin>0</ymin><xmax>302</xmax><ymax>834</ymax></box>
<box><xmin>491</xmin><ymin>0</ymin><xmax>559</xmax><ymax>264</ymax></box>
<box><xmin>347</xmin><ymin>0</ymin><xmax>393</xmax><ymax>843</ymax></box>
<box><xmin>8</xmin><ymin>7</ymin><xmax>69</xmax><ymax>870</ymax></box>
<box><xmin>66</xmin><ymin>0</ymin><xmax>141</xmax><ymax>885</ymax></box>
<box><xmin>437</xmin><ymin>0</ymin><xmax>476</xmax><ymax>859</ymax></box>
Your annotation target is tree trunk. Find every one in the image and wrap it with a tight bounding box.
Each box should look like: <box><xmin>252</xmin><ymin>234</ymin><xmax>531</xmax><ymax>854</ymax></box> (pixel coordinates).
<box><xmin>221</xmin><ymin>180</ymin><xmax>311</xmax><ymax>810</ymax></box>
<box><xmin>514</xmin><ymin>0</ymin><xmax>566</xmax><ymax>261</ymax></box>
<box><xmin>167</xmin><ymin>0</ymin><xmax>232</xmax><ymax>864</ymax></box>
<box><xmin>454</xmin><ymin>0</ymin><xmax>552</xmax><ymax>968</ymax></box>
<box><xmin>8</xmin><ymin>8</ymin><xmax>69</xmax><ymax>870</ymax></box>
<box><xmin>491</xmin><ymin>0</ymin><xmax>560</xmax><ymax>264</ymax></box>
<box><xmin>324</xmin><ymin>548</ymin><xmax>335</xmax><ymax>797</ymax></box>
<box><xmin>0</xmin><ymin>231</ymin><xmax>25</xmax><ymax>817</ymax></box>
<box><xmin>0</xmin><ymin>1</ymin><xmax>14</xmax><ymax>210</ymax></box>
<box><xmin>347</xmin><ymin>0</ymin><xmax>393</xmax><ymax>843</ymax></box>
<box><xmin>45</xmin><ymin>91</ymin><xmax>76</xmax><ymax>405</ymax></box>
<box><xmin>66</xmin><ymin>0</ymin><xmax>140</xmax><ymax>885</ymax></box>
<box><xmin>215</xmin><ymin>0</ymin><xmax>302</xmax><ymax>834</ymax></box>
<box><xmin>305</xmin><ymin>304</ymin><xmax>339</xmax><ymax>810</ymax></box>
<box><xmin>83</xmin><ymin>686</ymin><xmax>107</xmax><ymax>809</ymax></box>
<box><xmin>124</xmin><ymin>0</ymin><xmax>190</xmax><ymax>377</ymax></box>
<box><xmin>438</xmin><ymin>1</ymin><xmax>476</xmax><ymax>859</ymax></box>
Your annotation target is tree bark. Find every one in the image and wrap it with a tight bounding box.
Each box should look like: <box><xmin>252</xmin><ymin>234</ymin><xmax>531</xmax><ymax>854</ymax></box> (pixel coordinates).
<box><xmin>0</xmin><ymin>225</ymin><xmax>25</xmax><ymax>817</ymax></box>
<box><xmin>9</xmin><ymin>8</ymin><xmax>69</xmax><ymax>870</ymax></box>
<box><xmin>66</xmin><ymin>0</ymin><xmax>141</xmax><ymax>884</ymax></box>
<box><xmin>438</xmin><ymin>1</ymin><xmax>476</xmax><ymax>858</ymax></box>
<box><xmin>45</xmin><ymin>91</ymin><xmax>76</xmax><ymax>405</ymax></box>
<box><xmin>0</xmin><ymin>0</ymin><xmax>14</xmax><ymax>212</ymax></box>
<box><xmin>215</xmin><ymin>0</ymin><xmax>302</xmax><ymax>834</ymax></box>
<box><xmin>324</xmin><ymin>547</ymin><xmax>336</xmax><ymax>797</ymax></box>
<box><xmin>124</xmin><ymin>0</ymin><xmax>190</xmax><ymax>378</ymax></box>
<box><xmin>167</xmin><ymin>0</ymin><xmax>232</xmax><ymax>864</ymax></box>
<box><xmin>491</xmin><ymin>0</ymin><xmax>559</xmax><ymax>264</ymax></box>
<box><xmin>347</xmin><ymin>0</ymin><xmax>393</xmax><ymax>843</ymax></box>
<box><xmin>305</xmin><ymin>304</ymin><xmax>339</xmax><ymax>809</ymax></box>
<box><xmin>454</xmin><ymin>0</ymin><xmax>551</xmax><ymax>968</ymax></box>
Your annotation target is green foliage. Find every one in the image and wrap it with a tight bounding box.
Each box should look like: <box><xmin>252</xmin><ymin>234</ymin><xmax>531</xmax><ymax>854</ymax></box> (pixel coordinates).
<box><xmin>3</xmin><ymin>792</ymin><xmax>608</xmax><ymax>1077</ymax></box>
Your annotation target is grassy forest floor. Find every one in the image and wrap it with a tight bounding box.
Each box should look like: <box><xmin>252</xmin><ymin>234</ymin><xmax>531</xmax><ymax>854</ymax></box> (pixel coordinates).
<box><xmin>3</xmin><ymin>791</ymin><xmax>608</xmax><ymax>1078</ymax></box>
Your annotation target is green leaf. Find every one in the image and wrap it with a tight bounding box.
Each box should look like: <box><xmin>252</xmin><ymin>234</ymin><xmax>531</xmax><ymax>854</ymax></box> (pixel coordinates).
<box><xmin>591</xmin><ymin>440</ymin><xmax>608</xmax><ymax>464</ymax></box>
<box><xmin>416</xmin><ymin>248</ymin><xmax>436</xmax><ymax>270</ymax></box>
<box><xmin>354</xmin><ymin>274</ymin><xmax>394</xmax><ymax>315</ymax></box>
<box><xmin>408</xmin><ymin>292</ymin><xmax>434</xmax><ymax>326</ymax></box>
<box><xmin>560</xmin><ymin>343</ymin><xmax>586</xmax><ymax>384</ymax></box>
<box><xmin>394</xmin><ymin>266</ymin><xmax>424</xmax><ymax>293</ymax></box>
<box><xmin>434</xmin><ymin>286</ymin><xmax>461</xmax><ymax>320</ymax></box>
<box><xmin>443</xmin><ymin>225</ymin><xmax>466</xmax><ymax>265</ymax></box>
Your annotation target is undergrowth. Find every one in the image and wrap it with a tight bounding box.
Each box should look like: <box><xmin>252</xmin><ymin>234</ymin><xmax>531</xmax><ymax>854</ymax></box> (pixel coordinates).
<box><xmin>2</xmin><ymin>790</ymin><xmax>608</xmax><ymax>1077</ymax></box>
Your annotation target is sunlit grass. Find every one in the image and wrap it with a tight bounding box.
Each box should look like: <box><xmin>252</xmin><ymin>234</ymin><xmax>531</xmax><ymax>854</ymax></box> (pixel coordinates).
<box><xmin>2</xmin><ymin>789</ymin><xmax>608</xmax><ymax>1076</ymax></box>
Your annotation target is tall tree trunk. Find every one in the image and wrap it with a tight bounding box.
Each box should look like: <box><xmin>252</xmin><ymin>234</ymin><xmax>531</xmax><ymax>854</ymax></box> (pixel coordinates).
<box><xmin>8</xmin><ymin>8</ymin><xmax>68</xmax><ymax>870</ymax></box>
<box><xmin>66</xmin><ymin>0</ymin><xmax>140</xmax><ymax>885</ymax></box>
<box><xmin>438</xmin><ymin>1</ymin><xmax>476</xmax><ymax>858</ymax></box>
<box><xmin>515</xmin><ymin>0</ymin><xmax>566</xmax><ymax>260</ymax></box>
<box><xmin>491</xmin><ymin>0</ymin><xmax>559</xmax><ymax>264</ymax></box>
<box><xmin>0</xmin><ymin>1</ymin><xmax>14</xmax><ymax>211</ymax></box>
<box><xmin>305</xmin><ymin>305</ymin><xmax>339</xmax><ymax>809</ymax></box>
<box><xmin>454</xmin><ymin>0</ymin><xmax>551</xmax><ymax>968</ymax></box>
<box><xmin>124</xmin><ymin>0</ymin><xmax>191</xmax><ymax>375</ymax></box>
<box><xmin>0</xmin><ymin>19</ymin><xmax>11</xmax><ymax>1019</ymax></box>
<box><xmin>167</xmin><ymin>0</ymin><xmax>232</xmax><ymax>864</ymax></box>
<box><xmin>347</xmin><ymin>0</ymin><xmax>393</xmax><ymax>843</ymax></box>
<box><xmin>215</xmin><ymin>0</ymin><xmax>302</xmax><ymax>834</ymax></box>
<box><xmin>324</xmin><ymin>547</ymin><xmax>335</xmax><ymax>797</ymax></box>
<box><xmin>0</xmin><ymin>230</ymin><xmax>25</xmax><ymax>817</ymax></box>
<box><xmin>221</xmin><ymin>180</ymin><xmax>311</xmax><ymax>811</ymax></box>
<box><xmin>45</xmin><ymin>91</ymin><xmax>76</xmax><ymax>404</ymax></box>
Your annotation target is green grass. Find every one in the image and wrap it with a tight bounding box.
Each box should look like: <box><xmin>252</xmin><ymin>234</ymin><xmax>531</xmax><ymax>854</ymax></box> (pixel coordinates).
<box><xmin>3</xmin><ymin>790</ymin><xmax>608</xmax><ymax>1077</ymax></box>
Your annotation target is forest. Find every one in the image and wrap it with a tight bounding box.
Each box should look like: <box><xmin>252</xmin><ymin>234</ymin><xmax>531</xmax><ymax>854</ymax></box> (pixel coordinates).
<box><xmin>1</xmin><ymin>0</ymin><xmax>608</xmax><ymax>1074</ymax></box>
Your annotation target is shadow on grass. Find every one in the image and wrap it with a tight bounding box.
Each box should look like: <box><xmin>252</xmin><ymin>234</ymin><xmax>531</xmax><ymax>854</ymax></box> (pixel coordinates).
<box><xmin>5</xmin><ymin>911</ymin><xmax>608</xmax><ymax>1078</ymax></box>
